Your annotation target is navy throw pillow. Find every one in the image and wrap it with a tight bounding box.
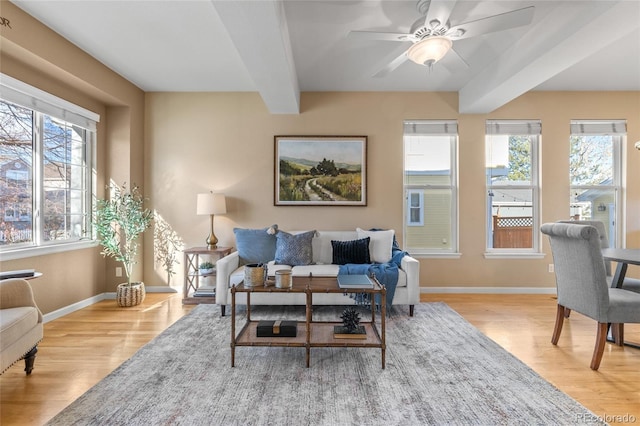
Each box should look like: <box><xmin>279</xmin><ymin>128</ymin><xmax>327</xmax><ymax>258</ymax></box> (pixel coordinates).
<box><xmin>331</xmin><ymin>237</ymin><xmax>371</xmax><ymax>265</ymax></box>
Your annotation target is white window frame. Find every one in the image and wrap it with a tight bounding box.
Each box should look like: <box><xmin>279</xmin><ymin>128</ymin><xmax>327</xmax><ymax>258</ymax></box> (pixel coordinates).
<box><xmin>406</xmin><ymin>190</ymin><xmax>424</xmax><ymax>226</ymax></box>
<box><xmin>403</xmin><ymin>120</ymin><xmax>459</xmax><ymax>257</ymax></box>
<box><xmin>485</xmin><ymin>120</ymin><xmax>542</xmax><ymax>257</ymax></box>
<box><xmin>569</xmin><ymin>120</ymin><xmax>624</xmax><ymax>248</ymax></box>
<box><xmin>0</xmin><ymin>74</ymin><xmax>99</xmax><ymax>260</ymax></box>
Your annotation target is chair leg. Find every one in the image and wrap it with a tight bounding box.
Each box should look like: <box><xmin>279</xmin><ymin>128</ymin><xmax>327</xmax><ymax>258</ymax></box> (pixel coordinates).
<box><xmin>23</xmin><ymin>346</ymin><xmax>38</xmax><ymax>375</ymax></box>
<box><xmin>221</xmin><ymin>305</ymin><xmax>226</xmax><ymax>317</ymax></box>
<box><xmin>409</xmin><ymin>304</ymin><xmax>414</xmax><ymax>317</ymax></box>
<box><xmin>590</xmin><ymin>322</ymin><xmax>608</xmax><ymax>370</ymax></box>
<box><xmin>612</xmin><ymin>323</ymin><xmax>624</xmax><ymax>346</ymax></box>
<box><xmin>551</xmin><ymin>304</ymin><xmax>565</xmax><ymax>345</ymax></box>
<box><xmin>564</xmin><ymin>308</ymin><xmax>571</xmax><ymax>318</ymax></box>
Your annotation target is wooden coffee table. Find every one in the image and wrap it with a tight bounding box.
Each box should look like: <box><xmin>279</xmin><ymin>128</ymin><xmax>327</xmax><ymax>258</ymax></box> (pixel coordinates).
<box><xmin>230</xmin><ymin>275</ymin><xmax>386</xmax><ymax>368</ymax></box>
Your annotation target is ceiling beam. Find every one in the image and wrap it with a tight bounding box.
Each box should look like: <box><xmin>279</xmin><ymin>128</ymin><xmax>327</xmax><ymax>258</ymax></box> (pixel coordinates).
<box><xmin>211</xmin><ymin>0</ymin><xmax>300</xmax><ymax>114</ymax></box>
<box><xmin>458</xmin><ymin>1</ymin><xmax>640</xmax><ymax>114</ymax></box>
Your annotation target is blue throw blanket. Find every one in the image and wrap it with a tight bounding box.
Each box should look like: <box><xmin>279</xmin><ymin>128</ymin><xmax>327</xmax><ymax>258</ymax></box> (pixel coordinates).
<box><xmin>338</xmin><ymin>240</ymin><xmax>408</xmax><ymax>313</ymax></box>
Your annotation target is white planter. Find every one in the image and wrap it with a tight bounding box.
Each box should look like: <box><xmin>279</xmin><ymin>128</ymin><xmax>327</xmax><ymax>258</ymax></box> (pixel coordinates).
<box><xmin>199</xmin><ymin>268</ymin><xmax>215</xmax><ymax>275</ymax></box>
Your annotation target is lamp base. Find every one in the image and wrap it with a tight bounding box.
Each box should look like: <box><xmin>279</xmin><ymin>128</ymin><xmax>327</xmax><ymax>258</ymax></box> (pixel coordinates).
<box><xmin>206</xmin><ymin>233</ymin><xmax>218</xmax><ymax>249</ymax></box>
<box><xmin>206</xmin><ymin>213</ymin><xmax>218</xmax><ymax>249</ymax></box>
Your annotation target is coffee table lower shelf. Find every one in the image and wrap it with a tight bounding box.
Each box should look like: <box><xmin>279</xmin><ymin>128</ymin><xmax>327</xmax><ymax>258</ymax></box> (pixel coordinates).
<box><xmin>232</xmin><ymin>320</ymin><xmax>385</xmax><ymax>368</ymax></box>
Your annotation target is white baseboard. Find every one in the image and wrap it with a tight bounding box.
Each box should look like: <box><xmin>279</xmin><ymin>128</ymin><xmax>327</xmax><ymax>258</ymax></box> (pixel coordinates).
<box><xmin>421</xmin><ymin>287</ymin><xmax>557</xmax><ymax>295</ymax></box>
<box><xmin>43</xmin><ymin>294</ymin><xmax>107</xmax><ymax>323</ymax></box>
<box><xmin>43</xmin><ymin>286</ymin><xmax>178</xmax><ymax>323</ymax></box>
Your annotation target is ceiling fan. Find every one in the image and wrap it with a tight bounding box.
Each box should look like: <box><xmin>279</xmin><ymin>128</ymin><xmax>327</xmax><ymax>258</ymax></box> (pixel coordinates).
<box><xmin>349</xmin><ymin>0</ymin><xmax>535</xmax><ymax>77</ymax></box>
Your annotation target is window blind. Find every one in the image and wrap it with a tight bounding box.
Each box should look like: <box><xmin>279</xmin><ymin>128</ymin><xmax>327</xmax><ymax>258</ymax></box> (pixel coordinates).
<box><xmin>0</xmin><ymin>73</ymin><xmax>100</xmax><ymax>131</ymax></box>
<box><xmin>570</xmin><ymin>120</ymin><xmax>626</xmax><ymax>135</ymax></box>
<box><xmin>486</xmin><ymin>120</ymin><xmax>541</xmax><ymax>135</ymax></box>
<box><xmin>404</xmin><ymin>120</ymin><xmax>458</xmax><ymax>135</ymax></box>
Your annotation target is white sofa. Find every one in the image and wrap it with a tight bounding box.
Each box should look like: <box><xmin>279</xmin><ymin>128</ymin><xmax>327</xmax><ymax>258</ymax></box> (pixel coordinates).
<box><xmin>216</xmin><ymin>229</ymin><xmax>420</xmax><ymax>316</ymax></box>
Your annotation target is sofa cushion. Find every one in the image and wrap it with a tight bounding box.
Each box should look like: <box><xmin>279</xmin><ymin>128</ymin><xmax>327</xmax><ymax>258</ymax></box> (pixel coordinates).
<box><xmin>275</xmin><ymin>230</ymin><xmax>316</xmax><ymax>266</ymax></box>
<box><xmin>331</xmin><ymin>237</ymin><xmax>370</xmax><ymax>264</ymax></box>
<box><xmin>356</xmin><ymin>228</ymin><xmax>394</xmax><ymax>263</ymax></box>
<box><xmin>234</xmin><ymin>225</ymin><xmax>278</xmax><ymax>266</ymax></box>
<box><xmin>291</xmin><ymin>264</ymin><xmax>340</xmax><ymax>277</ymax></box>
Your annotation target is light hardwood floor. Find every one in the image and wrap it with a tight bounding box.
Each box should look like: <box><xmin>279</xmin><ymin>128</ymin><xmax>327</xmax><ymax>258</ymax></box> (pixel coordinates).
<box><xmin>1</xmin><ymin>293</ymin><xmax>639</xmax><ymax>425</ymax></box>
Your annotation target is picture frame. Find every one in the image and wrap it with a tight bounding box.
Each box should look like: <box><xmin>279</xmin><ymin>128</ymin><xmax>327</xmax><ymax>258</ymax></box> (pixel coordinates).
<box><xmin>274</xmin><ymin>135</ymin><xmax>367</xmax><ymax>206</ymax></box>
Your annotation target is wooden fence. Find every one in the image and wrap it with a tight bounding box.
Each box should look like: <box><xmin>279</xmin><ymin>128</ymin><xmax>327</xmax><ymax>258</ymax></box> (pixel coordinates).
<box><xmin>492</xmin><ymin>216</ymin><xmax>533</xmax><ymax>248</ymax></box>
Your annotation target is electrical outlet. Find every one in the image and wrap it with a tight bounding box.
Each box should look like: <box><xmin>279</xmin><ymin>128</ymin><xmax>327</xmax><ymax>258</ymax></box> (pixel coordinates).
<box><xmin>548</xmin><ymin>264</ymin><xmax>554</xmax><ymax>273</ymax></box>
<box><xmin>115</xmin><ymin>267</ymin><xmax>123</xmax><ymax>277</ymax></box>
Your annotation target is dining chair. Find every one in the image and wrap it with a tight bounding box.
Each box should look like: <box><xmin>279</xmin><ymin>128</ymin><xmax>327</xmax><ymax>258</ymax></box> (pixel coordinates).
<box><xmin>541</xmin><ymin>222</ymin><xmax>640</xmax><ymax>370</ymax></box>
<box><xmin>558</xmin><ymin>220</ymin><xmax>640</xmax><ymax>294</ymax></box>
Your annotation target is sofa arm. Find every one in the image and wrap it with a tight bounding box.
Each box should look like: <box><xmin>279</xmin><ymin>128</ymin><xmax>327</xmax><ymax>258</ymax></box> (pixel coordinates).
<box><xmin>0</xmin><ymin>279</ymin><xmax>43</xmax><ymax>323</ymax></box>
<box><xmin>401</xmin><ymin>255</ymin><xmax>420</xmax><ymax>304</ymax></box>
<box><xmin>216</xmin><ymin>251</ymin><xmax>240</xmax><ymax>306</ymax></box>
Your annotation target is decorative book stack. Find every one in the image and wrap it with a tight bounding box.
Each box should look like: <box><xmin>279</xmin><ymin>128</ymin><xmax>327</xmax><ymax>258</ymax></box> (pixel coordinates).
<box><xmin>333</xmin><ymin>325</ymin><xmax>366</xmax><ymax>339</ymax></box>
<box><xmin>193</xmin><ymin>286</ymin><xmax>215</xmax><ymax>297</ymax></box>
<box><xmin>257</xmin><ymin>320</ymin><xmax>297</xmax><ymax>337</ymax></box>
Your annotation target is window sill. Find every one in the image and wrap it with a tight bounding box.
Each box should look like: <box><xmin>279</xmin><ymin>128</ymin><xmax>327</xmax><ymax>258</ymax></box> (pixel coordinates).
<box><xmin>0</xmin><ymin>240</ymin><xmax>98</xmax><ymax>261</ymax></box>
<box><xmin>410</xmin><ymin>252</ymin><xmax>462</xmax><ymax>259</ymax></box>
<box><xmin>484</xmin><ymin>252</ymin><xmax>545</xmax><ymax>259</ymax></box>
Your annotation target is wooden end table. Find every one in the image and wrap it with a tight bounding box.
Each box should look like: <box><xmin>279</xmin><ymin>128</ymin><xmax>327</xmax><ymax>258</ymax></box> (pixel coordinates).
<box><xmin>182</xmin><ymin>246</ymin><xmax>232</xmax><ymax>305</ymax></box>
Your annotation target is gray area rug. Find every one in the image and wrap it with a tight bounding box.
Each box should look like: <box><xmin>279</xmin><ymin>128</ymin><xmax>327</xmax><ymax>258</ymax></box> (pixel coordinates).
<box><xmin>47</xmin><ymin>303</ymin><xmax>605</xmax><ymax>425</ymax></box>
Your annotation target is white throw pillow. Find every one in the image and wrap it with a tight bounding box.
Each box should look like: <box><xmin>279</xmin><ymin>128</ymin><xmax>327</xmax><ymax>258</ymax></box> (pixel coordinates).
<box><xmin>356</xmin><ymin>228</ymin><xmax>394</xmax><ymax>263</ymax></box>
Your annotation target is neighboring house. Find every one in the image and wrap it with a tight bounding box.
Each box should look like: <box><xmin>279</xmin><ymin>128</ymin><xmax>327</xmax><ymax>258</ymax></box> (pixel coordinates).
<box><xmin>0</xmin><ymin>157</ymin><xmax>69</xmax><ymax>244</ymax></box>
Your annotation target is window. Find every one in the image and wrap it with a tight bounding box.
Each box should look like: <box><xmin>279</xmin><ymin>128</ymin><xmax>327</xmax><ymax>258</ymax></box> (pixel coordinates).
<box><xmin>485</xmin><ymin>120</ymin><xmax>541</xmax><ymax>253</ymax></box>
<box><xmin>0</xmin><ymin>74</ymin><xmax>98</xmax><ymax>256</ymax></box>
<box><xmin>407</xmin><ymin>190</ymin><xmax>424</xmax><ymax>226</ymax></box>
<box><xmin>403</xmin><ymin>120</ymin><xmax>458</xmax><ymax>255</ymax></box>
<box><xmin>569</xmin><ymin>120</ymin><xmax>623</xmax><ymax>247</ymax></box>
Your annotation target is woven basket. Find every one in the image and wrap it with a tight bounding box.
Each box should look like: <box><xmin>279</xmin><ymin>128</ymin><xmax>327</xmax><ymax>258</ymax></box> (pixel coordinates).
<box><xmin>116</xmin><ymin>282</ymin><xmax>146</xmax><ymax>307</ymax></box>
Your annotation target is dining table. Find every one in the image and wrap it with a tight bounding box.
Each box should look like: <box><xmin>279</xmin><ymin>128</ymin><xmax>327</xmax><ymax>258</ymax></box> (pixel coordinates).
<box><xmin>602</xmin><ymin>248</ymin><xmax>640</xmax><ymax>288</ymax></box>
<box><xmin>601</xmin><ymin>248</ymin><xmax>640</xmax><ymax>348</ymax></box>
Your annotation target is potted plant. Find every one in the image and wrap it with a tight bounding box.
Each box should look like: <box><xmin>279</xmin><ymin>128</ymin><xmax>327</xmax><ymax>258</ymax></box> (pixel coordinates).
<box><xmin>199</xmin><ymin>261</ymin><xmax>215</xmax><ymax>275</ymax></box>
<box><xmin>94</xmin><ymin>182</ymin><xmax>153</xmax><ymax>307</ymax></box>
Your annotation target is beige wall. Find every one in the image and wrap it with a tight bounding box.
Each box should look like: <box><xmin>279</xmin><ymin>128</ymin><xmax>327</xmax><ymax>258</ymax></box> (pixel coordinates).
<box><xmin>1</xmin><ymin>2</ymin><xmax>639</xmax><ymax>316</ymax></box>
<box><xmin>145</xmin><ymin>91</ymin><xmax>640</xmax><ymax>289</ymax></box>
<box><xmin>0</xmin><ymin>2</ymin><xmax>145</xmax><ymax>314</ymax></box>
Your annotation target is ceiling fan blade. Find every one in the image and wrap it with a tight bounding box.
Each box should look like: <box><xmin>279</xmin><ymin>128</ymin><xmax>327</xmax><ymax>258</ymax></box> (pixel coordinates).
<box><xmin>424</xmin><ymin>0</ymin><xmax>458</xmax><ymax>28</ymax></box>
<box><xmin>372</xmin><ymin>49</ymin><xmax>410</xmax><ymax>78</ymax></box>
<box><xmin>447</xmin><ymin>6</ymin><xmax>535</xmax><ymax>40</ymax></box>
<box><xmin>348</xmin><ymin>30</ymin><xmax>414</xmax><ymax>42</ymax></box>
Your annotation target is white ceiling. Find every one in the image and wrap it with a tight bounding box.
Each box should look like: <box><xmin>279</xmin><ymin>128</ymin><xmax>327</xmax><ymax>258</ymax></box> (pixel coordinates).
<box><xmin>11</xmin><ymin>0</ymin><xmax>640</xmax><ymax>114</ymax></box>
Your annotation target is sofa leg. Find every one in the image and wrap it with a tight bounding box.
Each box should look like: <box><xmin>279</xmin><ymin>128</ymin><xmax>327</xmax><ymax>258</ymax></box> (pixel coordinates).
<box><xmin>409</xmin><ymin>305</ymin><xmax>414</xmax><ymax>317</ymax></box>
<box><xmin>221</xmin><ymin>305</ymin><xmax>226</xmax><ymax>317</ymax></box>
<box><xmin>24</xmin><ymin>346</ymin><xmax>38</xmax><ymax>375</ymax></box>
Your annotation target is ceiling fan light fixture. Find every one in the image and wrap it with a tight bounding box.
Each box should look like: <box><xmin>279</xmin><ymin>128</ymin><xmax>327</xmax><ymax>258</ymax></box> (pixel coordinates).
<box><xmin>406</xmin><ymin>36</ymin><xmax>452</xmax><ymax>66</ymax></box>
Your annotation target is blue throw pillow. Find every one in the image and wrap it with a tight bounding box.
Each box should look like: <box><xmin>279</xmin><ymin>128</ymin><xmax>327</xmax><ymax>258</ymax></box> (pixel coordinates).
<box><xmin>331</xmin><ymin>237</ymin><xmax>371</xmax><ymax>265</ymax></box>
<box><xmin>275</xmin><ymin>230</ymin><xmax>316</xmax><ymax>266</ymax></box>
<box><xmin>234</xmin><ymin>225</ymin><xmax>278</xmax><ymax>266</ymax></box>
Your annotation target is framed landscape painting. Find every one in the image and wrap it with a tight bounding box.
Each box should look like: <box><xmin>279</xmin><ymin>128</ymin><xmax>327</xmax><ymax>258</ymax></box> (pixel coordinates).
<box><xmin>274</xmin><ymin>135</ymin><xmax>367</xmax><ymax>206</ymax></box>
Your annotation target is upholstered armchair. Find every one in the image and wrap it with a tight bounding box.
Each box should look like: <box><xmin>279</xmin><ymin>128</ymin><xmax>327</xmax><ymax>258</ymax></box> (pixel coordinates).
<box><xmin>541</xmin><ymin>222</ymin><xmax>640</xmax><ymax>370</ymax></box>
<box><xmin>0</xmin><ymin>278</ymin><xmax>44</xmax><ymax>375</ymax></box>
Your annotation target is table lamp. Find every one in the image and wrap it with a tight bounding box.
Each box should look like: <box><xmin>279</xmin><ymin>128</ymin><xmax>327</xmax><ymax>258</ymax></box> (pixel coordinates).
<box><xmin>196</xmin><ymin>192</ymin><xmax>226</xmax><ymax>248</ymax></box>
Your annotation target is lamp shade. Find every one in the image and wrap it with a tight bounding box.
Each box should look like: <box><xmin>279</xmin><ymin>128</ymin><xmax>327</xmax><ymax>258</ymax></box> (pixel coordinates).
<box><xmin>197</xmin><ymin>192</ymin><xmax>227</xmax><ymax>215</ymax></box>
<box><xmin>407</xmin><ymin>36</ymin><xmax>453</xmax><ymax>66</ymax></box>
